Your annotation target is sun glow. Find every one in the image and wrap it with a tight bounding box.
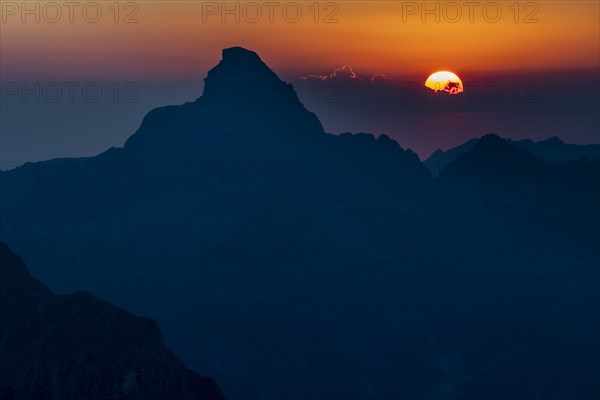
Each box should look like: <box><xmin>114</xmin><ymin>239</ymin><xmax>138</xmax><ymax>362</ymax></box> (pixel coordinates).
<box><xmin>425</xmin><ymin>71</ymin><xmax>464</xmax><ymax>94</ymax></box>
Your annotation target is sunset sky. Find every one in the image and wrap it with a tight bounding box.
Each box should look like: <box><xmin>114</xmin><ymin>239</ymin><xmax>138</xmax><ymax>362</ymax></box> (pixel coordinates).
<box><xmin>1</xmin><ymin>0</ymin><xmax>599</xmax><ymax>165</ymax></box>
<box><xmin>2</xmin><ymin>1</ymin><xmax>599</xmax><ymax>78</ymax></box>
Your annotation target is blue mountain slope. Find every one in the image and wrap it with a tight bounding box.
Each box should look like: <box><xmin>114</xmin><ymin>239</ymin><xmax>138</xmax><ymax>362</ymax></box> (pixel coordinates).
<box><xmin>0</xmin><ymin>241</ymin><xmax>224</xmax><ymax>400</ymax></box>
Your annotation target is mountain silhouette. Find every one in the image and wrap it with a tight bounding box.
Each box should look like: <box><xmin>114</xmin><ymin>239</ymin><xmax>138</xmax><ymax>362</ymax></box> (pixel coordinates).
<box><xmin>426</xmin><ymin>135</ymin><xmax>600</xmax><ymax>174</ymax></box>
<box><xmin>424</xmin><ymin>138</ymin><xmax>479</xmax><ymax>176</ymax></box>
<box><xmin>515</xmin><ymin>136</ymin><xmax>600</xmax><ymax>163</ymax></box>
<box><xmin>439</xmin><ymin>134</ymin><xmax>600</xmax><ymax>197</ymax></box>
<box><xmin>439</xmin><ymin>133</ymin><xmax>547</xmax><ymax>184</ymax></box>
<box><xmin>1</xmin><ymin>47</ymin><xmax>598</xmax><ymax>399</ymax></box>
<box><xmin>0</xmin><ymin>241</ymin><xmax>224</xmax><ymax>400</ymax></box>
<box><xmin>124</xmin><ymin>47</ymin><xmax>325</xmax><ymax>155</ymax></box>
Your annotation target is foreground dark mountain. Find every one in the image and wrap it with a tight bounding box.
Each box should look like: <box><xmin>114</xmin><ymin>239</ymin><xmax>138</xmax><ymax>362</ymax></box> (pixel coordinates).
<box><xmin>426</xmin><ymin>135</ymin><xmax>600</xmax><ymax>175</ymax></box>
<box><xmin>0</xmin><ymin>241</ymin><xmax>224</xmax><ymax>400</ymax></box>
<box><xmin>1</xmin><ymin>47</ymin><xmax>599</xmax><ymax>399</ymax></box>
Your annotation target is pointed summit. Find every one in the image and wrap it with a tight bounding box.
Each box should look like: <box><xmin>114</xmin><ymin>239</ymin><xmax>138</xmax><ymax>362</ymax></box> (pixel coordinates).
<box><xmin>541</xmin><ymin>136</ymin><xmax>564</xmax><ymax>145</ymax></box>
<box><xmin>200</xmin><ymin>46</ymin><xmax>296</xmax><ymax>106</ymax></box>
<box><xmin>219</xmin><ymin>47</ymin><xmax>275</xmax><ymax>74</ymax></box>
<box><xmin>475</xmin><ymin>133</ymin><xmax>504</xmax><ymax>148</ymax></box>
<box><xmin>439</xmin><ymin>133</ymin><xmax>546</xmax><ymax>184</ymax></box>
<box><xmin>474</xmin><ymin>133</ymin><xmax>543</xmax><ymax>164</ymax></box>
<box><xmin>223</xmin><ymin>46</ymin><xmax>261</xmax><ymax>59</ymax></box>
<box><xmin>204</xmin><ymin>47</ymin><xmax>280</xmax><ymax>86</ymax></box>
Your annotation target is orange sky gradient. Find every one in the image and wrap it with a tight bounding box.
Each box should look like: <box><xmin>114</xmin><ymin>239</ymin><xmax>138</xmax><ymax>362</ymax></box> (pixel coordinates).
<box><xmin>2</xmin><ymin>1</ymin><xmax>599</xmax><ymax>80</ymax></box>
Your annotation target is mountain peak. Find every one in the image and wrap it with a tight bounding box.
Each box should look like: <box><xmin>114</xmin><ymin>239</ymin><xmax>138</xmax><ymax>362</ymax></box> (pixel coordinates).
<box><xmin>221</xmin><ymin>46</ymin><xmax>263</xmax><ymax>63</ymax></box>
<box><xmin>200</xmin><ymin>46</ymin><xmax>286</xmax><ymax>104</ymax></box>
<box><xmin>474</xmin><ymin>133</ymin><xmax>519</xmax><ymax>153</ymax></box>
<box><xmin>478</xmin><ymin>133</ymin><xmax>503</xmax><ymax>145</ymax></box>
<box><xmin>542</xmin><ymin>136</ymin><xmax>564</xmax><ymax>145</ymax></box>
<box><xmin>439</xmin><ymin>133</ymin><xmax>547</xmax><ymax>184</ymax></box>
<box><xmin>124</xmin><ymin>47</ymin><xmax>324</xmax><ymax>152</ymax></box>
<box><xmin>474</xmin><ymin>133</ymin><xmax>543</xmax><ymax>161</ymax></box>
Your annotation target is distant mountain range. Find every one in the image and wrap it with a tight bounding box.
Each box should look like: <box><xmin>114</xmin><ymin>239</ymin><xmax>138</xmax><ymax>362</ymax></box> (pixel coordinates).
<box><xmin>425</xmin><ymin>135</ymin><xmax>600</xmax><ymax>176</ymax></box>
<box><xmin>0</xmin><ymin>241</ymin><xmax>224</xmax><ymax>400</ymax></box>
<box><xmin>1</xmin><ymin>47</ymin><xmax>598</xmax><ymax>399</ymax></box>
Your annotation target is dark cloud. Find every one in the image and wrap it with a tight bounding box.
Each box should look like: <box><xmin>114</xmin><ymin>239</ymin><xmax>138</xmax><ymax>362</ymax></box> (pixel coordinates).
<box><xmin>444</xmin><ymin>81</ymin><xmax>463</xmax><ymax>94</ymax></box>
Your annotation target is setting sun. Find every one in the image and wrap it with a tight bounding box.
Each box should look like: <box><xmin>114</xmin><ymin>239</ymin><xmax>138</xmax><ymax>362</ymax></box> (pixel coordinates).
<box><xmin>425</xmin><ymin>71</ymin><xmax>464</xmax><ymax>94</ymax></box>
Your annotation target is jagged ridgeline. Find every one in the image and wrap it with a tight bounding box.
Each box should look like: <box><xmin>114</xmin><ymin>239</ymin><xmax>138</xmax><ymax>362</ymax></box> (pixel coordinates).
<box><xmin>1</xmin><ymin>47</ymin><xmax>598</xmax><ymax>399</ymax></box>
